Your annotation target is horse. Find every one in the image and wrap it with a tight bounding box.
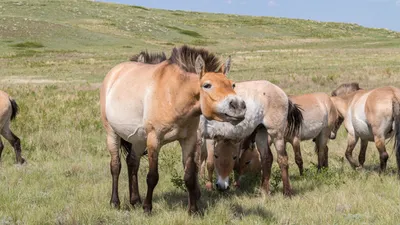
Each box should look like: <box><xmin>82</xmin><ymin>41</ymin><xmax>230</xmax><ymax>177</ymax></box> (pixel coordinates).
<box><xmin>100</xmin><ymin>45</ymin><xmax>246</xmax><ymax>214</ymax></box>
<box><xmin>198</xmin><ymin>80</ymin><xmax>303</xmax><ymax>196</ymax></box>
<box><xmin>0</xmin><ymin>90</ymin><xmax>25</xmax><ymax>164</ymax></box>
<box><xmin>282</xmin><ymin>92</ymin><xmax>341</xmax><ymax>175</ymax></box>
<box><xmin>330</xmin><ymin>83</ymin><xmax>400</xmax><ymax>177</ymax></box>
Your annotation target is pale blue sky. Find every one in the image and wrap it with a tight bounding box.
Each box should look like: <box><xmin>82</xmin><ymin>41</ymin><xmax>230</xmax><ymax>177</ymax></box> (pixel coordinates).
<box><xmin>103</xmin><ymin>0</ymin><xmax>400</xmax><ymax>31</ymax></box>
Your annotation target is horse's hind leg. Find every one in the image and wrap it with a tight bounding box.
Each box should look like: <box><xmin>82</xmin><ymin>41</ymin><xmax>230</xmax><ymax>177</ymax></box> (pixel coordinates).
<box><xmin>374</xmin><ymin>136</ymin><xmax>388</xmax><ymax>172</ymax></box>
<box><xmin>1</xmin><ymin>125</ymin><xmax>25</xmax><ymax>164</ymax></box>
<box><xmin>126</xmin><ymin>140</ymin><xmax>145</xmax><ymax>207</ymax></box>
<box><xmin>345</xmin><ymin>134</ymin><xmax>360</xmax><ymax>168</ymax></box>
<box><xmin>106</xmin><ymin>132</ymin><xmax>121</xmax><ymax>208</ymax></box>
<box><xmin>274</xmin><ymin>137</ymin><xmax>292</xmax><ymax>196</ymax></box>
<box><xmin>291</xmin><ymin>137</ymin><xmax>303</xmax><ymax>175</ymax></box>
<box><xmin>358</xmin><ymin>140</ymin><xmax>368</xmax><ymax>167</ymax></box>
<box><xmin>255</xmin><ymin>127</ymin><xmax>273</xmax><ymax>195</ymax></box>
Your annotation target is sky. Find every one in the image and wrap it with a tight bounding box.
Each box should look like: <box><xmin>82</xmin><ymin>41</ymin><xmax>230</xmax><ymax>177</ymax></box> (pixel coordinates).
<box><xmin>103</xmin><ymin>0</ymin><xmax>400</xmax><ymax>32</ymax></box>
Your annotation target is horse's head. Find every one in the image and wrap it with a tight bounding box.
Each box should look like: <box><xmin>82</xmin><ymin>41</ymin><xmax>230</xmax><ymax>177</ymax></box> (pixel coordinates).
<box><xmin>235</xmin><ymin>142</ymin><xmax>261</xmax><ymax>187</ymax></box>
<box><xmin>330</xmin><ymin>115</ymin><xmax>344</xmax><ymax>139</ymax></box>
<box><xmin>212</xmin><ymin>138</ymin><xmax>240</xmax><ymax>191</ymax></box>
<box><xmin>196</xmin><ymin>55</ymin><xmax>246</xmax><ymax>124</ymax></box>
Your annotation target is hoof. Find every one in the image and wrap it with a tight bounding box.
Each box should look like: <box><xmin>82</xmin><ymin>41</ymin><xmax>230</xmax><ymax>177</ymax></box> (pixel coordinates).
<box><xmin>143</xmin><ymin>205</ymin><xmax>152</xmax><ymax>214</ymax></box>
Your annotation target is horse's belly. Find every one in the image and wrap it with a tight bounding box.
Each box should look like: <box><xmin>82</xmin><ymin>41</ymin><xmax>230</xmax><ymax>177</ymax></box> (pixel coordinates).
<box><xmin>300</xmin><ymin>121</ymin><xmax>324</xmax><ymax>140</ymax></box>
<box><xmin>105</xmin><ymin>89</ymin><xmax>147</xmax><ymax>142</ymax></box>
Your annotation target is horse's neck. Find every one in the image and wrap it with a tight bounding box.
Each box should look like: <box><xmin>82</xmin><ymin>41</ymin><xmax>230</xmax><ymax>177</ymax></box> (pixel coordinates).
<box><xmin>174</xmin><ymin>70</ymin><xmax>202</xmax><ymax>116</ymax></box>
<box><xmin>332</xmin><ymin>93</ymin><xmax>356</xmax><ymax>118</ymax></box>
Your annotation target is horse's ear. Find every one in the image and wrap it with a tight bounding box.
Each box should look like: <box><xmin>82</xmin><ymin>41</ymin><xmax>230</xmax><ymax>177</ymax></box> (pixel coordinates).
<box><xmin>195</xmin><ymin>55</ymin><xmax>205</xmax><ymax>78</ymax></box>
<box><xmin>222</xmin><ymin>56</ymin><xmax>231</xmax><ymax>76</ymax></box>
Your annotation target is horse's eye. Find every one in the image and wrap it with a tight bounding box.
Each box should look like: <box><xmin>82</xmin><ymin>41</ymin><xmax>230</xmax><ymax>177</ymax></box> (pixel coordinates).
<box><xmin>245</xmin><ymin>161</ymin><xmax>251</xmax><ymax>165</ymax></box>
<box><xmin>203</xmin><ymin>83</ymin><xmax>212</xmax><ymax>89</ymax></box>
<box><xmin>214</xmin><ymin>154</ymin><xmax>218</xmax><ymax>159</ymax></box>
<box><xmin>233</xmin><ymin>156</ymin><xmax>237</xmax><ymax>160</ymax></box>
<box><xmin>232</xmin><ymin>83</ymin><xmax>236</xmax><ymax>89</ymax></box>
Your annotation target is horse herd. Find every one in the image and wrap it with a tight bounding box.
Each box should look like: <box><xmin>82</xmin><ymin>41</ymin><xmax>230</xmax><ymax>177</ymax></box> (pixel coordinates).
<box><xmin>1</xmin><ymin>45</ymin><xmax>399</xmax><ymax>215</ymax></box>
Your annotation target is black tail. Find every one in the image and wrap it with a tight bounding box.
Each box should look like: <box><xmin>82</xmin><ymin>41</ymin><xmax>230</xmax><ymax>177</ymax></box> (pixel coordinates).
<box><xmin>9</xmin><ymin>98</ymin><xmax>19</xmax><ymax>121</ymax></box>
<box><xmin>286</xmin><ymin>100</ymin><xmax>303</xmax><ymax>138</ymax></box>
<box><xmin>393</xmin><ymin>98</ymin><xmax>400</xmax><ymax>178</ymax></box>
<box><xmin>120</xmin><ymin>139</ymin><xmax>132</xmax><ymax>156</ymax></box>
<box><xmin>120</xmin><ymin>139</ymin><xmax>148</xmax><ymax>157</ymax></box>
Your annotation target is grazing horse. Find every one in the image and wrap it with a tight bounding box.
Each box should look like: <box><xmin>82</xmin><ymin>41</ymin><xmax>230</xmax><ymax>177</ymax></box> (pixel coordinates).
<box><xmin>0</xmin><ymin>90</ymin><xmax>24</xmax><ymax>164</ymax></box>
<box><xmin>198</xmin><ymin>80</ymin><xmax>303</xmax><ymax>196</ymax></box>
<box><xmin>330</xmin><ymin>83</ymin><xmax>400</xmax><ymax>177</ymax></box>
<box><xmin>100</xmin><ymin>45</ymin><xmax>246</xmax><ymax>214</ymax></box>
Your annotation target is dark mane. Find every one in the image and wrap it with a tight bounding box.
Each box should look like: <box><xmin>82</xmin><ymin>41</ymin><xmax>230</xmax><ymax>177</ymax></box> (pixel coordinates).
<box><xmin>130</xmin><ymin>51</ymin><xmax>167</xmax><ymax>64</ymax></box>
<box><xmin>168</xmin><ymin>45</ymin><xmax>222</xmax><ymax>73</ymax></box>
<box><xmin>331</xmin><ymin>82</ymin><xmax>362</xmax><ymax>97</ymax></box>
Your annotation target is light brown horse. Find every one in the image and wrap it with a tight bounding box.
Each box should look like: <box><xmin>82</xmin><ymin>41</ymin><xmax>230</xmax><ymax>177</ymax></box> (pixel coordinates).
<box><xmin>283</xmin><ymin>93</ymin><xmax>340</xmax><ymax>175</ymax></box>
<box><xmin>331</xmin><ymin>83</ymin><xmax>400</xmax><ymax>176</ymax></box>
<box><xmin>198</xmin><ymin>80</ymin><xmax>303</xmax><ymax>195</ymax></box>
<box><xmin>0</xmin><ymin>90</ymin><xmax>24</xmax><ymax>164</ymax></box>
<box><xmin>100</xmin><ymin>46</ymin><xmax>246</xmax><ymax>214</ymax></box>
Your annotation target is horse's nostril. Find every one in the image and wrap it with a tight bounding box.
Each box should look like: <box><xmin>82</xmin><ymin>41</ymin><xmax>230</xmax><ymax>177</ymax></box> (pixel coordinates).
<box><xmin>229</xmin><ymin>100</ymin><xmax>238</xmax><ymax>110</ymax></box>
<box><xmin>215</xmin><ymin>183</ymin><xmax>220</xmax><ymax>189</ymax></box>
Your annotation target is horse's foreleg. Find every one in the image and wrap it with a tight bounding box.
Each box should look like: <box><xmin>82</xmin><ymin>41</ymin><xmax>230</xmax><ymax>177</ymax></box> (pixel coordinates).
<box><xmin>345</xmin><ymin>134</ymin><xmax>360</xmax><ymax>168</ymax></box>
<box><xmin>374</xmin><ymin>136</ymin><xmax>388</xmax><ymax>172</ymax></box>
<box><xmin>291</xmin><ymin>138</ymin><xmax>303</xmax><ymax>176</ymax></box>
<box><xmin>274</xmin><ymin>138</ymin><xmax>292</xmax><ymax>197</ymax></box>
<box><xmin>358</xmin><ymin>140</ymin><xmax>368</xmax><ymax>167</ymax></box>
<box><xmin>106</xmin><ymin>132</ymin><xmax>121</xmax><ymax>208</ymax></box>
<box><xmin>180</xmin><ymin>133</ymin><xmax>201</xmax><ymax>214</ymax></box>
<box><xmin>255</xmin><ymin>127</ymin><xmax>272</xmax><ymax>195</ymax></box>
<box><xmin>205</xmin><ymin>139</ymin><xmax>214</xmax><ymax>190</ymax></box>
<box><xmin>126</xmin><ymin>141</ymin><xmax>144</xmax><ymax>207</ymax></box>
<box><xmin>143</xmin><ymin>132</ymin><xmax>160</xmax><ymax>214</ymax></box>
<box><xmin>1</xmin><ymin>126</ymin><xmax>24</xmax><ymax>164</ymax></box>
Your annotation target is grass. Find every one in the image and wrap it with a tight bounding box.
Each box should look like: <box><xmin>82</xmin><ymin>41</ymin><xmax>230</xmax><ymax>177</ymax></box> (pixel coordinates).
<box><xmin>1</xmin><ymin>0</ymin><xmax>400</xmax><ymax>224</ymax></box>
<box><xmin>10</xmin><ymin>41</ymin><xmax>44</xmax><ymax>48</ymax></box>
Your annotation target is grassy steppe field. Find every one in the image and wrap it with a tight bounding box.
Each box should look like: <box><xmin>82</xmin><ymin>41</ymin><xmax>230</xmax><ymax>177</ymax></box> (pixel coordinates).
<box><xmin>1</xmin><ymin>0</ymin><xmax>400</xmax><ymax>224</ymax></box>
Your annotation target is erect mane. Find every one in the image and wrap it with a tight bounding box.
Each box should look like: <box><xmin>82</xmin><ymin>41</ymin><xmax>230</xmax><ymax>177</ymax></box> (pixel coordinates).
<box><xmin>331</xmin><ymin>82</ymin><xmax>362</xmax><ymax>97</ymax></box>
<box><xmin>168</xmin><ymin>45</ymin><xmax>223</xmax><ymax>73</ymax></box>
<box><xmin>130</xmin><ymin>51</ymin><xmax>167</xmax><ymax>64</ymax></box>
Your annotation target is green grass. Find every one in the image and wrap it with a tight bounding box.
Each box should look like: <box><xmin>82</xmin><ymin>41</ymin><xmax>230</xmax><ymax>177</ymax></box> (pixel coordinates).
<box><xmin>1</xmin><ymin>0</ymin><xmax>400</xmax><ymax>224</ymax></box>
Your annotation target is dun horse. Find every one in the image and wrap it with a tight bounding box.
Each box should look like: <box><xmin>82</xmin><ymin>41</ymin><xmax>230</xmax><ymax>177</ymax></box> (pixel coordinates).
<box><xmin>198</xmin><ymin>80</ymin><xmax>303</xmax><ymax>196</ymax></box>
<box><xmin>331</xmin><ymin>83</ymin><xmax>400</xmax><ymax>176</ymax></box>
<box><xmin>0</xmin><ymin>90</ymin><xmax>24</xmax><ymax>164</ymax></box>
<box><xmin>100</xmin><ymin>46</ymin><xmax>246</xmax><ymax>214</ymax></box>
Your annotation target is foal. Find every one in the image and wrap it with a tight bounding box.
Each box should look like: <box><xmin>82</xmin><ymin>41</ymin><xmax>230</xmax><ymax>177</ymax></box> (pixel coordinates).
<box><xmin>331</xmin><ymin>83</ymin><xmax>400</xmax><ymax>176</ymax></box>
<box><xmin>100</xmin><ymin>46</ymin><xmax>246</xmax><ymax>214</ymax></box>
<box><xmin>0</xmin><ymin>90</ymin><xmax>24</xmax><ymax>164</ymax></box>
